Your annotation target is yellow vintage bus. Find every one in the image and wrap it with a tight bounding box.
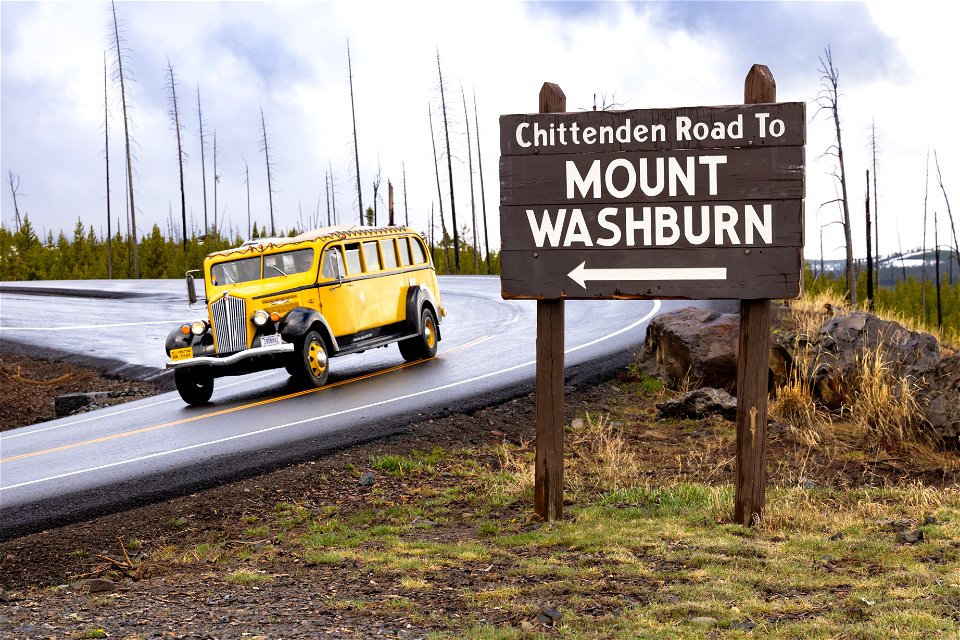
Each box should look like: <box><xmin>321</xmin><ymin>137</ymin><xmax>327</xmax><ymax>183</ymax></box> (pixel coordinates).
<box><xmin>165</xmin><ymin>225</ymin><xmax>444</xmax><ymax>405</ymax></box>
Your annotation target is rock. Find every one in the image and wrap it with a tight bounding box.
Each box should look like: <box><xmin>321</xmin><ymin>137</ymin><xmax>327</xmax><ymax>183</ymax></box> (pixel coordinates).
<box><xmin>923</xmin><ymin>514</ymin><xmax>937</xmax><ymax>526</ymax></box>
<box><xmin>637</xmin><ymin>307</ymin><xmax>741</xmax><ymax>391</ymax></box>
<box><xmin>54</xmin><ymin>391</ymin><xmax>114</xmax><ymax>417</ymax></box>
<box><xmin>921</xmin><ymin>353</ymin><xmax>960</xmax><ymax>443</ymax></box>
<box><xmin>539</xmin><ymin>604</ymin><xmax>561</xmax><ymax>621</ymax></box>
<box><xmin>805</xmin><ymin>311</ymin><xmax>939</xmax><ymax>410</ymax></box>
<box><xmin>570</xmin><ymin>418</ymin><xmax>584</xmax><ymax>429</ymax></box>
<box><xmin>828</xmin><ymin>531</ymin><xmax>844</xmax><ymax>541</ymax></box>
<box><xmin>657</xmin><ymin>388</ymin><xmax>737</xmax><ymax>420</ymax></box>
<box><xmin>82</xmin><ymin>578</ymin><xmax>116</xmax><ymax>593</ymax></box>
<box><xmin>358</xmin><ymin>471</ymin><xmax>376</xmax><ymax>487</ymax></box>
<box><xmin>690</xmin><ymin>616</ymin><xmax>718</xmax><ymax>627</ymax></box>
<box><xmin>895</xmin><ymin>529</ymin><xmax>924</xmax><ymax>544</ymax></box>
<box><xmin>520</xmin><ymin>620</ymin><xmax>536</xmax><ymax>632</ymax></box>
<box><xmin>731</xmin><ymin>620</ymin><xmax>756</xmax><ymax>631</ymax></box>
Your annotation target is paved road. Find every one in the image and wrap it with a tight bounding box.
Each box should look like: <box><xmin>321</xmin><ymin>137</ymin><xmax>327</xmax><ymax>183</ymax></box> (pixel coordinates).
<box><xmin>0</xmin><ymin>277</ymin><xmax>731</xmax><ymax>540</ymax></box>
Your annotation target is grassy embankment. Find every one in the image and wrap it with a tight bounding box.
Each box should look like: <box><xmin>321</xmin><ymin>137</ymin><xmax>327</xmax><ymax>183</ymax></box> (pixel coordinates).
<box><xmin>61</xmin><ymin>291</ymin><xmax>960</xmax><ymax>638</ymax></box>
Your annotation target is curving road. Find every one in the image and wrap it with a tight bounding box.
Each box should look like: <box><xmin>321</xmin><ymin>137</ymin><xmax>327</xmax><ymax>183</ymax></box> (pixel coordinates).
<box><xmin>0</xmin><ymin>277</ymin><xmax>732</xmax><ymax>540</ymax></box>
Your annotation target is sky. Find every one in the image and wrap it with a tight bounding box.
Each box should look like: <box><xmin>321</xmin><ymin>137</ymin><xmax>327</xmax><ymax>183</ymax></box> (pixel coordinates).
<box><xmin>1</xmin><ymin>0</ymin><xmax>958</xmax><ymax>263</ymax></box>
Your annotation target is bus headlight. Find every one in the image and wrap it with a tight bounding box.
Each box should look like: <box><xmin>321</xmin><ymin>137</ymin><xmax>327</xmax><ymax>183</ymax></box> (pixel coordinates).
<box><xmin>252</xmin><ymin>310</ymin><xmax>269</xmax><ymax>326</ymax></box>
<box><xmin>190</xmin><ymin>320</ymin><xmax>208</xmax><ymax>335</ymax></box>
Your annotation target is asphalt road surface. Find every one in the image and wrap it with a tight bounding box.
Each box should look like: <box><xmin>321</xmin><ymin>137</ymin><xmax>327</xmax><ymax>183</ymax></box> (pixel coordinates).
<box><xmin>0</xmin><ymin>277</ymin><xmax>732</xmax><ymax>540</ymax></box>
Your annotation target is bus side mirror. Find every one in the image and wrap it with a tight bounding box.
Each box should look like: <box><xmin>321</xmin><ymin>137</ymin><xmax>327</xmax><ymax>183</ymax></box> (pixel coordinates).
<box><xmin>186</xmin><ymin>274</ymin><xmax>197</xmax><ymax>305</ymax></box>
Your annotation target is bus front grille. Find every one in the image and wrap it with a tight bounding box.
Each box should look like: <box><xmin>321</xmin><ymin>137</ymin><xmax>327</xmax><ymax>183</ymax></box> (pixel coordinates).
<box><xmin>211</xmin><ymin>295</ymin><xmax>248</xmax><ymax>354</ymax></box>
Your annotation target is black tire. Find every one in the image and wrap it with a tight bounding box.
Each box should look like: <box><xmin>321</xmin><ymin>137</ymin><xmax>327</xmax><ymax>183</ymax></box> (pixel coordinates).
<box><xmin>398</xmin><ymin>308</ymin><xmax>438</xmax><ymax>362</ymax></box>
<box><xmin>174</xmin><ymin>367</ymin><xmax>214</xmax><ymax>405</ymax></box>
<box><xmin>293</xmin><ymin>330</ymin><xmax>330</xmax><ymax>387</ymax></box>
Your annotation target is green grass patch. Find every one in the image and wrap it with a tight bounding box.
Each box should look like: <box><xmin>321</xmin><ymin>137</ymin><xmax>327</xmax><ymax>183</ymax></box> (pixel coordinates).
<box><xmin>370</xmin><ymin>447</ymin><xmax>446</xmax><ymax>476</ymax></box>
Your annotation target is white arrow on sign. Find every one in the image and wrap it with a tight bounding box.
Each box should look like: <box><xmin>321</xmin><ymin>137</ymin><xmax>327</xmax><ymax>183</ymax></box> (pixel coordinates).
<box><xmin>568</xmin><ymin>261</ymin><xmax>728</xmax><ymax>289</ymax></box>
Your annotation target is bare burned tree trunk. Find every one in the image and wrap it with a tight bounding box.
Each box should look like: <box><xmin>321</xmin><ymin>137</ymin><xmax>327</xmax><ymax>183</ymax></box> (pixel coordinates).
<box><xmin>387</xmin><ymin>181</ymin><xmax>394</xmax><ymax>226</ymax></box>
<box><xmin>461</xmin><ymin>84</ymin><xmax>479</xmax><ymax>272</ymax></box>
<box><xmin>110</xmin><ymin>0</ymin><xmax>139</xmax><ymax>277</ymax></box>
<box><xmin>259</xmin><ymin>107</ymin><xmax>276</xmax><ymax>235</ymax></box>
<box><xmin>871</xmin><ymin>119</ymin><xmax>880</xmax><ymax>286</ymax></box>
<box><xmin>896</xmin><ymin>222</ymin><xmax>908</xmax><ymax>282</ymax></box>
<box><xmin>922</xmin><ymin>150</ymin><xmax>930</xmax><ymax>324</ymax></box>
<box><xmin>7</xmin><ymin>171</ymin><xmax>22</xmax><ymax>233</ymax></box>
<box><xmin>934</xmin><ymin>150</ymin><xmax>959</xmax><ymax>275</ymax></box>
<box><xmin>325</xmin><ymin>170</ymin><xmax>332</xmax><ymax>226</ymax></box>
<box><xmin>429</xmin><ymin>103</ymin><xmax>452</xmax><ymax>273</ymax></box>
<box><xmin>371</xmin><ymin>165</ymin><xmax>382</xmax><ymax>226</ymax></box>
<box><xmin>213</xmin><ymin>131</ymin><xmax>218</xmax><ymax>230</ymax></box>
<box><xmin>935</xmin><ymin>207</ymin><xmax>942</xmax><ymax>330</ymax></box>
<box><xmin>817</xmin><ymin>46</ymin><xmax>853</xmax><ymax>304</ymax></box>
<box><xmin>865</xmin><ymin>169</ymin><xmax>873</xmax><ymax>310</ymax></box>
<box><xmin>165</xmin><ymin>60</ymin><xmax>187</xmax><ymax>251</ymax></box>
<box><xmin>402</xmin><ymin>162</ymin><xmax>409</xmax><ymax>227</ymax></box>
<box><xmin>196</xmin><ymin>86</ymin><xmax>209</xmax><ymax>235</ymax></box>
<box><xmin>436</xmin><ymin>50</ymin><xmax>459</xmax><ymax>271</ymax></box>
<box><xmin>347</xmin><ymin>39</ymin><xmax>363</xmax><ymax>225</ymax></box>
<box><xmin>329</xmin><ymin>161</ymin><xmax>338</xmax><ymax>226</ymax></box>
<box><xmin>244</xmin><ymin>159</ymin><xmax>251</xmax><ymax>239</ymax></box>
<box><xmin>103</xmin><ymin>54</ymin><xmax>112</xmax><ymax>277</ymax></box>
<box><xmin>473</xmin><ymin>90</ymin><xmax>491</xmax><ymax>273</ymax></box>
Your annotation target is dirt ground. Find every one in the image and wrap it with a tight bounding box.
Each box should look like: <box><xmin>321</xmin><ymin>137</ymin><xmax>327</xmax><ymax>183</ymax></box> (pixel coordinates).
<box><xmin>0</xmin><ymin>353</ymin><xmax>164</xmax><ymax>431</ymax></box>
<box><xmin>1</xmin><ymin>352</ymin><xmax>956</xmax><ymax>639</ymax></box>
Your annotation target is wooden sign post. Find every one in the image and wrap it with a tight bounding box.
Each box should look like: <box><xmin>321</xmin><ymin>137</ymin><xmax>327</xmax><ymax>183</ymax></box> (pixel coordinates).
<box><xmin>735</xmin><ymin>64</ymin><xmax>776</xmax><ymax>526</ymax></box>
<box><xmin>536</xmin><ymin>83</ymin><xmax>566</xmax><ymax>521</ymax></box>
<box><xmin>500</xmin><ymin>67</ymin><xmax>803</xmax><ymax>524</ymax></box>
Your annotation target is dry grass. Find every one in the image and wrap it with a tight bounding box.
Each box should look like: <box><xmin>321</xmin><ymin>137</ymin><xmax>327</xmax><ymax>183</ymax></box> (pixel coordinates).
<box><xmin>776</xmin><ymin>292</ymin><xmax>955</xmax><ymax>469</ymax></box>
<box><xmin>843</xmin><ymin>344</ymin><xmax>925</xmax><ymax>448</ymax></box>
<box><xmin>568</xmin><ymin>412</ymin><xmax>640</xmax><ymax>493</ymax></box>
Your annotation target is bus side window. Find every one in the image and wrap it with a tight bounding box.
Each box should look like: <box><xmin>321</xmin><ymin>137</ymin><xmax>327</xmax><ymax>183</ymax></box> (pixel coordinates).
<box><xmin>344</xmin><ymin>243</ymin><xmax>363</xmax><ymax>275</ymax></box>
<box><xmin>321</xmin><ymin>247</ymin><xmax>344</xmax><ymax>280</ymax></box>
<box><xmin>410</xmin><ymin>236</ymin><xmax>427</xmax><ymax>264</ymax></box>
<box><xmin>397</xmin><ymin>237</ymin><xmax>411</xmax><ymax>267</ymax></box>
<box><xmin>363</xmin><ymin>241</ymin><xmax>381</xmax><ymax>272</ymax></box>
<box><xmin>380</xmin><ymin>239</ymin><xmax>398</xmax><ymax>269</ymax></box>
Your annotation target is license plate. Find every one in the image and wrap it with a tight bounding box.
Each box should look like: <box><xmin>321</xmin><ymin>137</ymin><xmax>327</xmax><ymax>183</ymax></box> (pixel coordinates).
<box><xmin>261</xmin><ymin>334</ymin><xmax>281</xmax><ymax>347</ymax></box>
<box><xmin>169</xmin><ymin>346</ymin><xmax>193</xmax><ymax>361</ymax></box>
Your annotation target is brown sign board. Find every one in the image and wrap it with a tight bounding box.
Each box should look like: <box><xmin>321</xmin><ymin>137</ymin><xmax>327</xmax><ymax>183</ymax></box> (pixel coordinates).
<box><xmin>498</xmin><ymin>102</ymin><xmax>805</xmax><ymax>300</ymax></box>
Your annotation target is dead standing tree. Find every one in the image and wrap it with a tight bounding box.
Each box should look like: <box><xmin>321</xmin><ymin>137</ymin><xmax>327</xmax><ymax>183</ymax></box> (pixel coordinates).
<box><xmin>259</xmin><ymin>107</ymin><xmax>276</xmax><ymax>235</ymax></box>
<box><xmin>109</xmin><ymin>0</ymin><xmax>139</xmax><ymax>277</ymax></box>
<box><xmin>102</xmin><ymin>54</ymin><xmax>112</xmax><ymax>277</ymax></box>
<box><xmin>817</xmin><ymin>46</ymin><xmax>854</xmax><ymax>304</ymax></box>
<box><xmin>165</xmin><ymin>60</ymin><xmax>187</xmax><ymax>251</ymax></box>
<box><xmin>196</xmin><ymin>86</ymin><xmax>209</xmax><ymax>235</ymax></box>
<box><xmin>6</xmin><ymin>171</ymin><xmax>23</xmax><ymax>232</ymax></box>
<box><xmin>436</xmin><ymin>50</ymin><xmax>459</xmax><ymax>271</ymax></box>
<box><xmin>473</xmin><ymin>90</ymin><xmax>491</xmax><ymax>273</ymax></box>
<box><xmin>461</xmin><ymin>83</ymin><xmax>479</xmax><ymax>271</ymax></box>
<box><xmin>428</xmin><ymin>103</ymin><xmax>452</xmax><ymax>272</ymax></box>
<box><xmin>347</xmin><ymin>39</ymin><xmax>363</xmax><ymax>225</ymax></box>
<box><xmin>934</xmin><ymin>150</ymin><xmax>960</xmax><ymax>274</ymax></box>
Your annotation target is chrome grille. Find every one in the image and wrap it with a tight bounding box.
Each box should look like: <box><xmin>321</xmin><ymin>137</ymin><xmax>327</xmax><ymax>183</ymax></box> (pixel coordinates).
<box><xmin>211</xmin><ymin>295</ymin><xmax>248</xmax><ymax>354</ymax></box>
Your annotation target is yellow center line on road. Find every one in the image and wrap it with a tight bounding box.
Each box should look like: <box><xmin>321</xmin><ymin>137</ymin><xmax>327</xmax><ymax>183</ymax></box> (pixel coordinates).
<box><xmin>0</xmin><ymin>335</ymin><xmax>493</xmax><ymax>465</ymax></box>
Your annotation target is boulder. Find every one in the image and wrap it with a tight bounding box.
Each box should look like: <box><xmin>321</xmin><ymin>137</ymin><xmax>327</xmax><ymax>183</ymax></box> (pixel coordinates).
<box><xmin>921</xmin><ymin>353</ymin><xmax>960</xmax><ymax>444</ymax></box>
<box><xmin>657</xmin><ymin>388</ymin><xmax>737</xmax><ymax>420</ymax></box>
<box><xmin>54</xmin><ymin>391</ymin><xmax>114</xmax><ymax>417</ymax></box>
<box><xmin>805</xmin><ymin>311</ymin><xmax>939</xmax><ymax>409</ymax></box>
<box><xmin>637</xmin><ymin>307</ymin><xmax>740</xmax><ymax>391</ymax></box>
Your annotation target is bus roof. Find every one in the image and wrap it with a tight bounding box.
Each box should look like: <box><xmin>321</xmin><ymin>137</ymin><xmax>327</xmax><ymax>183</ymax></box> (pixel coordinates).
<box><xmin>205</xmin><ymin>225</ymin><xmax>419</xmax><ymax>260</ymax></box>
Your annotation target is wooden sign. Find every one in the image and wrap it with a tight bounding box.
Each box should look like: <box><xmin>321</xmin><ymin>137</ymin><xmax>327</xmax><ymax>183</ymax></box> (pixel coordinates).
<box><xmin>499</xmin><ymin>102</ymin><xmax>805</xmax><ymax>300</ymax></box>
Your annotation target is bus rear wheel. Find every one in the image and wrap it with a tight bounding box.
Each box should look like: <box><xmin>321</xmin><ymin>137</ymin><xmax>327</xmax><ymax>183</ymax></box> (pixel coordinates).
<box><xmin>399</xmin><ymin>308</ymin><xmax>438</xmax><ymax>362</ymax></box>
